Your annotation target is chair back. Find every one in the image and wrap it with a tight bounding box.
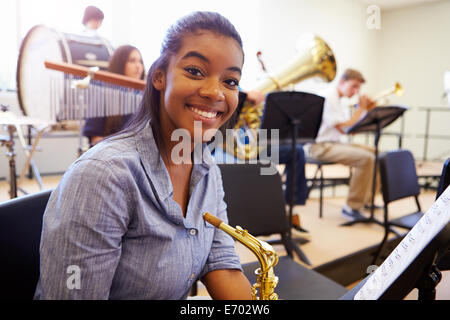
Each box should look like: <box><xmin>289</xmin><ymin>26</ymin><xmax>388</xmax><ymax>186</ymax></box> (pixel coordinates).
<box><xmin>379</xmin><ymin>150</ymin><xmax>420</xmax><ymax>204</ymax></box>
<box><xmin>0</xmin><ymin>189</ymin><xmax>53</xmax><ymax>299</ymax></box>
<box><xmin>437</xmin><ymin>158</ymin><xmax>450</xmax><ymax>199</ymax></box>
<box><xmin>218</xmin><ymin>163</ymin><xmax>289</xmax><ymax>237</ymax></box>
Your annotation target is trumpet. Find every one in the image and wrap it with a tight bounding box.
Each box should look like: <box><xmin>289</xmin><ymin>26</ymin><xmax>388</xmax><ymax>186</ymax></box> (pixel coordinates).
<box><xmin>203</xmin><ymin>212</ymin><xmax>279</xmax><ymax>300</ymax></box>
<box><xmin>371</xmin><ymin>82</ymin><xmax>404</xmax><ymax>106</ymax></box>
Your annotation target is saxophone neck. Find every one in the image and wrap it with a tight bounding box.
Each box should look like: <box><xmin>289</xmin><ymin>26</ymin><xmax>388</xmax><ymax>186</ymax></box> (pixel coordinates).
<box><xmin>203</xmin><ymin>212</ymin><xmax>278</xmax><ymax>272</ymax></box>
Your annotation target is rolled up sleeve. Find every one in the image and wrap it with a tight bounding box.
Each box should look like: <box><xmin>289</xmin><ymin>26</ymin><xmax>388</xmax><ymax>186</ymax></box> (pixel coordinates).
<box><xmin>35</xmin><ymin>159</ymin><xmax>131</xmax><ymax>299</ymax></box>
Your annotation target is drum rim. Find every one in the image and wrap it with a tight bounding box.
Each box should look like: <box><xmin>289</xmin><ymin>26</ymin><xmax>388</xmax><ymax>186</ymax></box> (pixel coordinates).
<box><xmin>16</xmin><ymin>24</ymin><xmax>55</xmax><ymax>117</ymax></box>
<box><xmin>16</xmin><ymin>25</ymin><xmax>115</xmax><ymax>120</ymax></box>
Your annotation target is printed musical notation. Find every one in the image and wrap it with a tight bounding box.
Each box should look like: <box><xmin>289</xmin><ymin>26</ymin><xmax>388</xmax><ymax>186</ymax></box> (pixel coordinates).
<box><xmin>355</xmin><ymin>185</ymin><xmax>450</xmax><ymax>300</ymax></box>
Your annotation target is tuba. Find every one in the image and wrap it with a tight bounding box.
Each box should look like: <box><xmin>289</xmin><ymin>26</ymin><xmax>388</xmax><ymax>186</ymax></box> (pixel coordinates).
<box><xmin>203</xmin><ymin>212</ymin><xmax>279</xmax><ymax>300</ymax></box>
<box><xmin>228</xmin><ymin>35</ymin><xmax>337</xmax><ymax>160</ymax></box>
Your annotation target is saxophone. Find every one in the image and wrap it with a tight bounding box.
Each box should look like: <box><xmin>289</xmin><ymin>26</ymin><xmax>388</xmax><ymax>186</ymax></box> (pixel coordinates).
<box><xmin>203</xmin><ymin>212</ymin><xmax>279</xmax><ymax>300</ymax></box>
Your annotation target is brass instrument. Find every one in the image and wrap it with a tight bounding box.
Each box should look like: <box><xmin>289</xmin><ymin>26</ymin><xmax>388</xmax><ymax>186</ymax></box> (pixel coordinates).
<box><xmin>228</xmin><ymin>35</ymin><xmax>337</xmax><ymax>160</ymax></box>
<box><xmin>372</xmin><ymin>82</ymin><xmax>404</xmax><ymax>105</ymax></box>
<box><xmin>203</xmin><ymin>212</ymin><xmax>279</xmax><ymax>300</ymax></box>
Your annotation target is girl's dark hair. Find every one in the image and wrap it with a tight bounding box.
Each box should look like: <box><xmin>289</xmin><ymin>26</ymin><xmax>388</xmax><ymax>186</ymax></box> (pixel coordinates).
<box><xmin>108</xmin><ymin>45</ymin><xmax>145</xmax><ymax>80</ymax></box>
<box><xmin>82</xmin><ymin>6</ymin><xmax>104</xmax><ymax>26</ymax></box>
<box><xmin>121</xmin><ymin>11</ymin><xmax>244</xmax><ymax>155</ymax></box>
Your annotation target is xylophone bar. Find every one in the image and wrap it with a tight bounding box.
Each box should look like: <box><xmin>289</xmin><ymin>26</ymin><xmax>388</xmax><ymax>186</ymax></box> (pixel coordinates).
<box><xmin>45</xmin><ymin>61</ymin><xmax>145</xmax><ymax>121</ymax></box>
<box><xmin>45</xmin><ymin>61</ymin><xmax>145</xmax><ymax>91</ymax></box>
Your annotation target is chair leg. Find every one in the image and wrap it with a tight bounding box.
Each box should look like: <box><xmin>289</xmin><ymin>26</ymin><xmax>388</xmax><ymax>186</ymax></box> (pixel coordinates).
<box><xmin>307</xmin><ymin>165</ymin><xmax>320</xmax><ymax>199</ymax></box>
<box><xmin>319</xmin><ymin>165</ymin><xmax>324</xmax><ymax>218</ymax></box>
<box><xmin>281</xmin><ymin>233</ymin><xmax>293</xmax><ymax>258</ymax></box>
<box><xmin>372</xmin><ymin>205</ymin><xmax>390</xmax><ymax>265</ymax></box>
<box><xmin>372</xmin><ymin>231</ymin><xmax>388</xmax><ymax>265</ymax></box>
<box><xmin>415</xmin><ymin>195</ymin><xmax>422</xmax><ymax>212</ymax></box>
<box><xmin>282</xmin><ymin>233</ymin><xmax>311</xmax><ymax>265</ymax></box>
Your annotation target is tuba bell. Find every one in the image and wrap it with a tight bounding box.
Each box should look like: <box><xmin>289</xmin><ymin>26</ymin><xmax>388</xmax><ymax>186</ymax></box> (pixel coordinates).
<box><xmin>227</xmin><ymin>35</ymin><xmax>337</xmax><ymax>160</ymax></box>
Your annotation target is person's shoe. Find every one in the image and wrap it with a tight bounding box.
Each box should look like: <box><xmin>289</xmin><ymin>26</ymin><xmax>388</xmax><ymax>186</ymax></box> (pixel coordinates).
<box><xmin>363</xmin><ymin>203</ymin><xmax>383</xmax><ymax>211</ymax></box>
<box><xmin>341</xmin><ymin>206</ymin><xmax>367</xmax><ymax>221</ymax></box>
<box><xmin>291</xmin><ymin>214</ymin><xmax>309</xmax><ymax>233</ymax></box>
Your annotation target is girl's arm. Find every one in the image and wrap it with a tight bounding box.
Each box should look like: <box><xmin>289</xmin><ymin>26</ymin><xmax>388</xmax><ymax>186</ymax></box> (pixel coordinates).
<box><xmin>203</xmin><ymin>269</ymin><xmax>252</xmax><ymax>300</ymax></box>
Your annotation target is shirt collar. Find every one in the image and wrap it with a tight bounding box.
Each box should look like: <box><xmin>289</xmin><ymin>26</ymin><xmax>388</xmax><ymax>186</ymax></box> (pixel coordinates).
<box><xmin>135</xmin><ymin>121</ymin><xmax>215</xmax><ymax>201</ymax></box>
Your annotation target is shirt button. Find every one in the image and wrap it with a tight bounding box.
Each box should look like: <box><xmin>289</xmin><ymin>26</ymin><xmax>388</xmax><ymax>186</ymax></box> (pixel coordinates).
<box><xmin>189</xmin><ymin>229</ymin><xmax>197</xmax><ymax>236</ymax></box>
<box><xmin>190</xmin><ymin>273</ymin><xmax>196</xmax><ymax>280</ymax></box>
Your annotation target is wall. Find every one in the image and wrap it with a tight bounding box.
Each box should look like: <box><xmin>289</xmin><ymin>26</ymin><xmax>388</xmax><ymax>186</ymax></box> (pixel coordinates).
<box><xmin>376</xmin><ymin>0</ymin><xmax>450</xmax><ymax>160</ymax></box>
<box><xmin>253</xmin><ymin>0</ymin><xmax>380</xmax><ymax>94</ymax></box>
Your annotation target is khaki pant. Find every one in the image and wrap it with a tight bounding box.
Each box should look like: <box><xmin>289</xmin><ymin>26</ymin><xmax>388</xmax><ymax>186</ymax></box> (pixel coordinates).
<box><xmin>309</xmin><ymin>142</ymin><xmax>380</xmax><ymax>211</ymax></box>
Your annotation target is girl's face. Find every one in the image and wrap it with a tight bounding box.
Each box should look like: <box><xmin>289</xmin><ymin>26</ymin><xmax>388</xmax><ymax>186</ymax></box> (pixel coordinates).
<box><xmin>154</xmin><ymin>30</ymin><xmax>243</xmax><ymax>143</ymax></box>
<box><xmin>124</xmin><ymin>49</ymin><xmax>144</xmax><ymax>79</ymax></box>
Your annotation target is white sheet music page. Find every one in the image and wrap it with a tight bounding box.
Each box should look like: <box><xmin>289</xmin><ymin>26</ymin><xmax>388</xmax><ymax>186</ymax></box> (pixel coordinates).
<box><xmin>354</xmin><ymin>185</ymin><xmax>450</xmax><ymax>300</ymax></box>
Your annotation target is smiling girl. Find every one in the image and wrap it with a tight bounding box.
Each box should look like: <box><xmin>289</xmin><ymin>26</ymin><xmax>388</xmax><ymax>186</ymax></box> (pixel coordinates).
<box><xmin>35</xmin><ymin>11</ymin><xmax>252</xmax><ymax>300</ymax></box>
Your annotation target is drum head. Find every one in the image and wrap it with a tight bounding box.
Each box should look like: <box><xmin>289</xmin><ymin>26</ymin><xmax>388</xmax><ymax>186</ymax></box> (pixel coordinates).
<box><xmin>16</xmin><ymin>25</ymin><xmax>64</xmax><ymax>122</ymax></box>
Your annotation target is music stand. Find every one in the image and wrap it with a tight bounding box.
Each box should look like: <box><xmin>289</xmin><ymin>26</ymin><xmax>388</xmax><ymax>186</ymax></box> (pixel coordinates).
<box><xmin>437</xmin><ymin>159</ymin><xmax>450</xmax><ymax>200</ymax></box>
<box><xmin>341</xmin><ymin>204</ymin><xmax>449</xmax><ymax>300</ymax></box>
<box><xmin>341</xmin><ymin>159</ymin><xmax>450</xmax><ymax>300</ymax></box>
<box><xmin>341</xmin><ymin>106</ymin><xmax>408</xmax><ymax>227</ymax></box>
<box><xmin>260</xmin><ymin>91</ymin><xmax>325</xmax><ymax>265</ymax></box>
<box><xmin>340</xmin><ymin>223</ymin><xmax>449</xmax><ymax>300</ymax></box>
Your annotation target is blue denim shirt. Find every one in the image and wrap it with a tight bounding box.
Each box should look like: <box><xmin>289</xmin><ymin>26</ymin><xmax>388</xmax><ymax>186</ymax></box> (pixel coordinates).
<box><xmin>34</xmin><ymin>122</ymin><xmax>242</xmax><ymax>299</ymax></box>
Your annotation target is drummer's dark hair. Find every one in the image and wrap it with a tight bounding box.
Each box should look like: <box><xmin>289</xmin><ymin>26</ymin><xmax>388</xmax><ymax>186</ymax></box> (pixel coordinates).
<box><xmin>82</xmin><ymin>6</ymin><xmax>104</xmax><ymax>26</ymax></box>
<box><xmin>120</xmin><ymin>11</ymin><xmax>244</xmax><ymax>157</ymax></box>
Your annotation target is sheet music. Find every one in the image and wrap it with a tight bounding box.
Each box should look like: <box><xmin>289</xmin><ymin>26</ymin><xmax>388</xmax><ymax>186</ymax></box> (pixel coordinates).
<box><xmin>355</xmin><ymin>185</ymin><xmax>450</xmax><ymax>300</ymax></box>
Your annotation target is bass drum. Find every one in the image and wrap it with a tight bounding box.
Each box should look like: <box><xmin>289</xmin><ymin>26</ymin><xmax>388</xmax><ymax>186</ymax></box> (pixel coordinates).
<box><xmin>16</xmin><ymin>25</ymin><xmax>114</xmax><ymax>122</ymax></box>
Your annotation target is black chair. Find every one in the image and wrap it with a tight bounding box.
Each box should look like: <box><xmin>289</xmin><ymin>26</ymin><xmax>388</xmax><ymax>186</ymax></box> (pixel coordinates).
<box><xmin>305</xmin><ymin>156</ymin><xmax>338</xmax><ymax>219</ymax></box>
<box><xmin>219</xmin><ymin>163</ymin><xmax>347</xmax><ymax>299</ymax></box>
<box><xmin>373</xmin><ymin>150</ymin><xmax>424</xmax><ymax>264</ymax></box>
<box><xmin>0</xmin><ymin>189</ymin><xmax>53</xmax><ymax>299</ymax></box>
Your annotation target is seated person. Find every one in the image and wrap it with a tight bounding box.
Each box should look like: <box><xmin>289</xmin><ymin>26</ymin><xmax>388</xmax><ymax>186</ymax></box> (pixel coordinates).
<box><xmin>82</xmin><ymin>45</ymin><xmax>145</xmax><ymax>147</ymax></box>
<box><xmin>309</xmin><ymin>68</ymin><xmax>377</xmax><ymax>220</ymax></box>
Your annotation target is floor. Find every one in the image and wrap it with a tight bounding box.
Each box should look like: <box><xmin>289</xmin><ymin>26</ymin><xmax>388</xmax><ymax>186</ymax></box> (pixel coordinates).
<box><xmin>0</xmin><ymin>161</ymin><xmax>448</xmax><ymax>300</ymax></box>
